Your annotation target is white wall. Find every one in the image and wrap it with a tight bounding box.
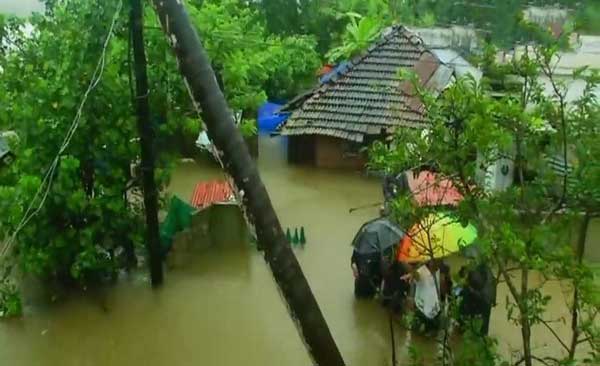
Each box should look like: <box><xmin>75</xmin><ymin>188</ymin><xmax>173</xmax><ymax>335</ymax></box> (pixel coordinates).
<box><xmin>0</xmin><ymin>0</ymin><xmax>44</xmax><ymax>17</ymax></box>
<box><xmin>512</xmin><ymin>36</ymin><xmax>600</xmax><ymax>101</ymax></box>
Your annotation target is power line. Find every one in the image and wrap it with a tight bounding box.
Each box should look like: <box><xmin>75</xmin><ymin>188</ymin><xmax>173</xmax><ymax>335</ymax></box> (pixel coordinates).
<box><xmin>1</xmin><ymin>0</ymin><xmax>124</xmax><ymax>259</ymax></box>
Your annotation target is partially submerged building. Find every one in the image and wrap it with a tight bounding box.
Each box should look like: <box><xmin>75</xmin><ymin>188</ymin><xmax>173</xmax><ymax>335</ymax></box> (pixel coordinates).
<box><xmin>164</xmin><ymin>180</ymin><xmax>249</xmax><ymax>269</ymax></box>
<box><xmin>278</xmin><ymin>25</ymin><xmax>480</xmax><ymax>169</ymax></box>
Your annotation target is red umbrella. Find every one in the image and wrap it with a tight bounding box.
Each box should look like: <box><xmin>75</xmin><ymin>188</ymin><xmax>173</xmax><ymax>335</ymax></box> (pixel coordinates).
<box><xmin>407</xmin><ymin>170</ymin><xmax>463</xmax><ymax>207</ymax></box>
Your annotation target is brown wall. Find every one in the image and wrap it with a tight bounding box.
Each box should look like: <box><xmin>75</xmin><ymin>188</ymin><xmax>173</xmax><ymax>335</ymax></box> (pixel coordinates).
<box><xmin>314</xmin><ymin>135</ymin><xmax>366</xmax><ymax>170</ymax></box>
<box><xmin>287</xmin><ymin>134</ymin><xmax>368</xmax><ymax>169</ymax></box>
<box><xmin>287</xmin><ymin>135</ymin><xmax>315</xmax><ymax>164</ymax></box>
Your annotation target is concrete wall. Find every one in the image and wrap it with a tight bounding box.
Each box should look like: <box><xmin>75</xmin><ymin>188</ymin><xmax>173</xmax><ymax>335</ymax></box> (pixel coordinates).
<box><xmin>166</xmin><ymin>205</ymin><xmax>249</xmax><ymax>268</ymax></box>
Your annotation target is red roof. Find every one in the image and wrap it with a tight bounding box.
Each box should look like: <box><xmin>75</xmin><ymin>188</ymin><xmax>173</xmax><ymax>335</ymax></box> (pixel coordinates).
<box><xmin>407</xmin><ymin>171</ymin><xmax>463</xmax><ymax>207</ymax></box>
<box><xmin>190</xmin><ymin>180</ymin><xmax>235</xmax><ymax>209</ymax></box>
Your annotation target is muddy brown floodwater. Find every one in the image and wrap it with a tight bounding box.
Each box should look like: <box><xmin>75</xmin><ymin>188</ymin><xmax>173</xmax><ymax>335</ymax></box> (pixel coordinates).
<box><xmin>0</xmin><ymin>136</ymin><xmax>597</xmax><ymax>365</ymax></box>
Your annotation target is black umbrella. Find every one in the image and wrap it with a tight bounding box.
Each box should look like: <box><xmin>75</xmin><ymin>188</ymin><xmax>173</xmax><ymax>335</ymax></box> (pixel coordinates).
<box><xmin>352</xmin><ymin>217</ymin><xmax>405</xmax><ymax>255</ymax></box>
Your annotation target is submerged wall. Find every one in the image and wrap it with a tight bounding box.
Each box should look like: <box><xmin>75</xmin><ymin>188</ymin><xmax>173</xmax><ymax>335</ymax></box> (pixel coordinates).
<box><xmin>314</xmin><ymin>136</ymin><xmax>366</xmax><ymax>170</ymax></box>
<box><xmin>167</xmin><ymin>205</ymin><xmax>249</xmax><ymax>268</ymax></box>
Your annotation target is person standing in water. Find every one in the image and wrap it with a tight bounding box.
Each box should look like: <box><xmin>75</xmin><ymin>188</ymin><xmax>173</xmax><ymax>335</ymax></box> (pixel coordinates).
<box><xmin>351</xmin><ymin>249</ymin><xmax>382</xmax><ymax>299</ymax></box>
<box><xmin>458</xmin><ymin>262</ymin><xmax>496</xmax><ymax>335</ymax></box>
<box><xmin>382</xmin><ymin>261</ymin><xmax>412</xmax><ymax>313</ymax></box>
<box><xmin>402</xmin><ymin>259</ymin><xmax>448</xmax><ymax>334</ymax></box>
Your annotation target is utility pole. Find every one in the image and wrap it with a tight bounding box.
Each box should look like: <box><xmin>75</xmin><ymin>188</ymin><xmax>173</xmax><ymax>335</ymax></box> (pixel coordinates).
<box><xmin>131</xmin><ymin>0</ymin><xmax>163</xmax><ymax>286</ymax></box>
<box><xmin>150</xmin><ymin>1</ymin><xmax>344</xmax><ymax>364</ymax></box>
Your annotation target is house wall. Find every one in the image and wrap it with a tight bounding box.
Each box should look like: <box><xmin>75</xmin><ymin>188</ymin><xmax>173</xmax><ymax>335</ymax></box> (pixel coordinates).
<box><xmin>314</xmin><ymin>135</ymin><xmax>366</xmax><ymax>170</ymax></box>
<box><xmin>287</xmin><ymin>134</ymin><xmax>368</xmax><ymax>169</ymax></box>
<box><xmin>287</xmin><ymin>135</ymin><xmax>315</xmax><ymax>164</ymax></box>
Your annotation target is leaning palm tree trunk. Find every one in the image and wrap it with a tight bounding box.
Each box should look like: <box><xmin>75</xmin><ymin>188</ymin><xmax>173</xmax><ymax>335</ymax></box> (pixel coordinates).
<box><xmin>149</xmin><ymin>1</ymin><xmax>345</xmax><ymax>365</ymax></box>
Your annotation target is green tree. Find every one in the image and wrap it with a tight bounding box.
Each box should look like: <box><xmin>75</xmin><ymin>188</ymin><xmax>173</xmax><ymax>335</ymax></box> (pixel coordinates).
<box><xmin>188</xmin><ymin>0</ymin><xmax>319</xmax><ymax>107</ymax></box>
<box><xmin>326</xmin><ymin>13</ymin><xmax>383</xmax><ymax>62</ymax></box>
<box><xmin>370</xmin><ymin>41</ymin><xmax>599</xmax><ymax>365</ymax></box>
<box><xmin>322</xmin><ymin>0</ymin><xmax>439</xmax><ymax>62</ymax></box>
<box><xmin>575</xmin><ymin>2</ymin><xmax>600</xmax><ymax>34</ymax></box>
<box><xmin>0</xmin><ymin>0</ymin><xmax>321</xmax><ymax>315</ymax></box>
<box><xmin>261</xmin><ymin>0</ymin><xmax>301</xmax><ymax>35</ymax></box>
<box><xmin>0</xmin><ymin>0</ymin><xmax>147</xmax><ymax>291</ymax></box>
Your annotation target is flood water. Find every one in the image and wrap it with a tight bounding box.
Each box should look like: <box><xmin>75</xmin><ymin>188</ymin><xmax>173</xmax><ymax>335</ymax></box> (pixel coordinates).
<box><xmin>0</xmin><ymin>136</ymin><xmax>597</xmax><ymax>365</ymax></box>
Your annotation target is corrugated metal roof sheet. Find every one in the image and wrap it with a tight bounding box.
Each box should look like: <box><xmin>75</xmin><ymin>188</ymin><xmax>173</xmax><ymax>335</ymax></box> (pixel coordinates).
<box><xmin>430</xmin><ymin>48</ymin><xmax>482</xmax><ymax>81</ymax></box>
<box><xmin>190</xmin><ymin>180</ymin><xmax>236</xmax><ymax>209</ymax></box>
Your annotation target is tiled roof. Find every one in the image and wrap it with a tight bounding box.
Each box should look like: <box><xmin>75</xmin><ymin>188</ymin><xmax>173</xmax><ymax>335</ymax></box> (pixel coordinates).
<box><xmin>280</xmin><ymin>25</ymin><xmax>463</xmax><ymax>142</ymax></box>
<box><xmin>190</xmin><ymin>180</ymin><xmax>235</xmax><ymax>209</ymax></box>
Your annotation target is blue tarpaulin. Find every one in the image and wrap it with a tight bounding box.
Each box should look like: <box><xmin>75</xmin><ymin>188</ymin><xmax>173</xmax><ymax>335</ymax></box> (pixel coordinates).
<box><xmin>257</xmin><ymin>102</ymin><xmax>289</xmax><ymax>133</ymax></box>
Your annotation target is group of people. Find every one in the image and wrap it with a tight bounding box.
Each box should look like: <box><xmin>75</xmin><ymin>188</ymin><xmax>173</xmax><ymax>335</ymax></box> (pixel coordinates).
<box><xmin>351</xmin><ymin>252</ymin><xmax>496</xmax><ymax>336</ymax></box>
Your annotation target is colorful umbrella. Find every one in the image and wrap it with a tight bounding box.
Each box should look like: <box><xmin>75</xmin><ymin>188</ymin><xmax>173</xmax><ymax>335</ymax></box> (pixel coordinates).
<box><xmin>396</xmin><ymin>213</ymin><xmax>477</xmax><ymax>263</ymax></box>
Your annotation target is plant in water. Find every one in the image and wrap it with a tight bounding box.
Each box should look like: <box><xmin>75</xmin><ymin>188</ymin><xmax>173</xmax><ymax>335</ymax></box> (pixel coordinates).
<box><xmin>239</xmin><ymin>119</ymin><xmax>258</xmax><ymax>138</ymax></box>
<box><xmin>0</xmin><ymin>280</ymin><xmax>22</xmax><ymax>318</ymax></box>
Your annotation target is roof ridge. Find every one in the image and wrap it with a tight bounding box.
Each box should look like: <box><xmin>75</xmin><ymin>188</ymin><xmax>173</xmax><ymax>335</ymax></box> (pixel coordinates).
<box><xmin>318</xmin><ymin>25</ymin><xmax>420</xmax><ymax>90</ymax></box>
<box><xmin>281</xmin><ymin>28</ymin><xmax>407</xmax><ymax>114</ymax></box>
<box><xmin>279</xmin><ymin>24</ymin><xmax>433</xmax><ymax>137</ymax></box>
<box><xmin>394</xmin><ymin>25</ymin><xmax>427</xmax><ymax>52</ymax></box>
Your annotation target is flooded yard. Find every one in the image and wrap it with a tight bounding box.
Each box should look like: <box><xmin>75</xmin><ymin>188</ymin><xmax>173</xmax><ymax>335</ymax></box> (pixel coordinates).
<box><xmin>0</xmin><ymin>136</ymin><xmax>597</xmax><ymax>365</ymax></box>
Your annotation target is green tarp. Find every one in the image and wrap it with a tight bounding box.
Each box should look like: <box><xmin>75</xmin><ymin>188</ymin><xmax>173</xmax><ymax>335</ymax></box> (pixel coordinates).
<box><xmin>160</xmin><ymin>196</ymin><xmax>197</xmax><ymax>254</ymax></box>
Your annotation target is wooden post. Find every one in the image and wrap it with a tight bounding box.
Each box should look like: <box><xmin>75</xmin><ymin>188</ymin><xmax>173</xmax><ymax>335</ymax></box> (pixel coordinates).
<box><xmin>149</xmin><ymin>1</ymin><xmax>344</xmax><ymax>364</ymax></box>
<box><xmin>131</xmin><ymin>0</ymin><xmax>163</xmax><ymax>286</ymax></box>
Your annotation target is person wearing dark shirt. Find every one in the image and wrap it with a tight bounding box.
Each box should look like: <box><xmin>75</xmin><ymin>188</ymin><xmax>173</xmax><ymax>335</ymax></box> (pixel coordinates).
<box><xmin>458</xmin><ymin>262</ymin><xmax>496</xmax><ymax>335</ymax></box>
<box><xmin>382</xmin><ymin>261</ymin><xmax>412</xmax><ymax>313</ymax></box>
<box><xmin>351</xmin><ymin>250</ymin><xmax>382</xmax><ymax>298</ymax></box>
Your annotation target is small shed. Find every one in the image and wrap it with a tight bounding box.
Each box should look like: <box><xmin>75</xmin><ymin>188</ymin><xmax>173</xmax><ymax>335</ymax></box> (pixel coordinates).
<box><xmin>165</xmin><ymin>180</ymin><xmax>247</xmax><ymax>268</ymax></box>
<box><xmin>279</xmin><ymin>25</ymin><xmax>480</xmax><ymax>169</ymax></box>
<box><xmin>190</xmin><ymin>180</ymin><xmax>236</xmax><ymax>209</ymax></box>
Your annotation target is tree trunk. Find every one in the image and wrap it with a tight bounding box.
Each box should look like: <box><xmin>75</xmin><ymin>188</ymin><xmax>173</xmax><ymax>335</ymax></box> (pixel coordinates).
<box><xmin>521</xmin><ymin>267</ymin><xmax>533</xmax><ymax>366</ymax></box>
<box><xmin>149</xmin><ymin>1</ymin><xmax>345</xmax><ymax>365</ymax></box>
<box><xmin>80</xmin><ymin>158</ymin><xmax>95</xmax><ymax>198</ymax></box>
<box><xmin>131</xmin><ymin>0</ymin><xmax>163</xmax><ymax>286</ymax></box>
<box><xmin>568</xmin><ymin>213</ymin><xmax>590</xmax><ymax>360</ymax></box>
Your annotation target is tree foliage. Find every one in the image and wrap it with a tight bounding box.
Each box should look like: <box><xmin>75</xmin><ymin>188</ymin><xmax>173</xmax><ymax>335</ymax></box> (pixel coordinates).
<box><xmin>259</xmin><ymin>0</ymin><xmax>600</xmax><ymax>60</ymax></box>
<box><xmin>0</xmin><ymin>0</ymin><xmax>144</xmax><ymax>288</ymax></box>
<box><xmin>188</xmin><ymin>0</ymin><xmax>320</xmax><ymax>107</ymax></box>
<box><xmin>326</xmin><ymin>13</ymin><xmax>382</xmax><ymax>62</ymax></box>
<box><xmin>370</xmin><ymin>39</ymin><xmax>599</xmax><ymax>365</ymax></box>
<box><xmin>0</xmin><ymin>0</ymin><xmax>321</xmax><ymax>314</ymax></box>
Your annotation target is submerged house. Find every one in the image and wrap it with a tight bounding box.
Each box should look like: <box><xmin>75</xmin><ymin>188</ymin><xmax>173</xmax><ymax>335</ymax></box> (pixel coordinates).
<box><xmin>278</xmin><ymin>25</ymin><xmax>480</xmax><ymax>169</ymax></box>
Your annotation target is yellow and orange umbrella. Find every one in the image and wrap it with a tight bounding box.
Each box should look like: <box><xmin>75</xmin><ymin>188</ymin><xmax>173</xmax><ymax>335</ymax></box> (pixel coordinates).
<box><xmin>397</xmin><ymin>213</ymin><xmax>477</xmax><ymax>263</ymax></box>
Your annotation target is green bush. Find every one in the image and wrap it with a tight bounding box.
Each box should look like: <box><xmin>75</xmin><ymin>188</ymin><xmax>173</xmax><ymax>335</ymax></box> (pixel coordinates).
<box><xmin>0</xmin><ymin>281</ymin><xmax>22</xmax><ymax>318</ymax></box>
